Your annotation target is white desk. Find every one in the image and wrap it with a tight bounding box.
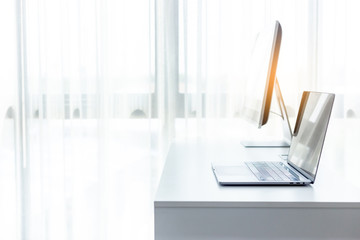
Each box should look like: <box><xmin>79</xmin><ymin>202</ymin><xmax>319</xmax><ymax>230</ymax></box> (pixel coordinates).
<box><xmin>154</xmin><ymin>121</ymin><xmax>360</xmax><ymax>239</ymax></box>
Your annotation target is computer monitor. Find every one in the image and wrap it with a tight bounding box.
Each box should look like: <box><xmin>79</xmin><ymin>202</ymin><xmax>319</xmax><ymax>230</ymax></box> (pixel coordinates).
<box><xmin>241</xmin><ymin>21</ymin><xmax>292</xmax><ymax>147</ymax></box>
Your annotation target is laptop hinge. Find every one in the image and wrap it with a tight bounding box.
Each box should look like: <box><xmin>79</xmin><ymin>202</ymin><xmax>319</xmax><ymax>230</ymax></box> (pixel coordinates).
<box><xmin>287</xmin><ymin>161</ymin><xmax>314</xmax><ymax>182</ymax></box>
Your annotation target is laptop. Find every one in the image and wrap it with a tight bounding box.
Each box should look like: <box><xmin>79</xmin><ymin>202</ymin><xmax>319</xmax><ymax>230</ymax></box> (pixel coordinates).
<box><xmin>212</xmin><ymin>91</ymin><xmax>335</xmax><ymax>185</ymax></box>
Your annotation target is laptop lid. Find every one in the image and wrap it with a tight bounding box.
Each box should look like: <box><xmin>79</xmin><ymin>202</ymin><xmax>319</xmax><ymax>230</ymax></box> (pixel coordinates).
<box><xmin>287</xmin><ymin>91</ymin><xmax>335</xmax><ymax>183</ymax></box>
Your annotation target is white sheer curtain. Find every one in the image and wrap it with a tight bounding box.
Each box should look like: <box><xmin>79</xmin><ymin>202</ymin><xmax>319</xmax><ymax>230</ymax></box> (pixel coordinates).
<box><xmin>318</xmin><ymin>0</ymin><xmax>360</xmax><ymax>118</ymax></box>
<box><xmin>0</xmin><ymin>1</ymin><xmax>20</xmax><ymax>240</ymax></box>
<box><xmin>20</xmin><ymin>0</ymin><xmax>159</xmax><ymax>239</ymax></box>
<box><xmin>1</xmin><ymin>0</ymin><xmax>360</xmax><ymax>240</ymax></box>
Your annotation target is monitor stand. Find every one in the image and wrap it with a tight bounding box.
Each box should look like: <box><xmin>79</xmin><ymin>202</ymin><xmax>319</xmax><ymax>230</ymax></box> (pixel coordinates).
<box><xmin>241</xmin><ymin>77</ymin><xmax>292</xmax><ymax>148</ymax></box>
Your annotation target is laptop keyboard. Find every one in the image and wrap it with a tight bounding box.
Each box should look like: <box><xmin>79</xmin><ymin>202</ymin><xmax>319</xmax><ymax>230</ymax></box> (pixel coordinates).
<box><xmin>245</xmin><ymin>161</ymin><xmax>300</xmax><ymax>182</ymax></box>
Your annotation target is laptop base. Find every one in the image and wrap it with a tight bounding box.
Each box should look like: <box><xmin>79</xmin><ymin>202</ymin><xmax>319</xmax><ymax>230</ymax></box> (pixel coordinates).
<box><xmin>241</xmin><ymin>140</ymin><xmax>290</xmax><ymax>148</ymax></box>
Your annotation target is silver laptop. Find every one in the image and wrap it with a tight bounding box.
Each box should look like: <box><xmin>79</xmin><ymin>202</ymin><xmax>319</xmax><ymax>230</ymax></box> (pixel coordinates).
<box><xmin>212</xmin><ymin>91</ymin><xmax>335</xmax><ymax>185</ymax></box>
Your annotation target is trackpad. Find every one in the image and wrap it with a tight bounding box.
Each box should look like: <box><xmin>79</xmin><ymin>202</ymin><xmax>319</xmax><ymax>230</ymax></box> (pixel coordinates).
<box><xmin>213</xmin><ymin>164</ymin><xmax>258</xmax><ymax>182</ymax></box>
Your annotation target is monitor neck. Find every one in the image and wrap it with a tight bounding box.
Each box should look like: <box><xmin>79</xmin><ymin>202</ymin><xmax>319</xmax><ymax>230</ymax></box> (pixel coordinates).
<box><xmin>274</xmin><ymin>77</ymin><xmax>293</xmax><ymax>143</ymax></box>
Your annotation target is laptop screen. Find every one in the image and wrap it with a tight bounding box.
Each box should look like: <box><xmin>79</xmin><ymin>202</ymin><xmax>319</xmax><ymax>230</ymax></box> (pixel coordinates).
<box><xmin>288</xmin><ymin>92</ymin><xmax>335</xmax><ymax>181</ymax></box>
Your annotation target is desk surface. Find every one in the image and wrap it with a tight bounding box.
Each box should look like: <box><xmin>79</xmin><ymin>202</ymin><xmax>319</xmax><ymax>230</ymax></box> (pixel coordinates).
<box><xmin>154</xmin><ymin>119</ymin><xmax>360</xmax><ymax>240</ymax></box>
<box><xmin>155</xmin><ymin>119</ymin><xmax>360</xmax><ymax>208</ymax></box>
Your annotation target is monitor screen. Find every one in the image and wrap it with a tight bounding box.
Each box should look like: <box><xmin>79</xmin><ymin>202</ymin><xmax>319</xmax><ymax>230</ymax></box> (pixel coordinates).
<box><xmin>288</xmin><ymin>92</ymin><xmax>335</xmax><ymax>181</ymax></box>
<box><xmin>242</xmin><ymin>21</ymin><xmax>282</xmax><ymax>128</ymax></box>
